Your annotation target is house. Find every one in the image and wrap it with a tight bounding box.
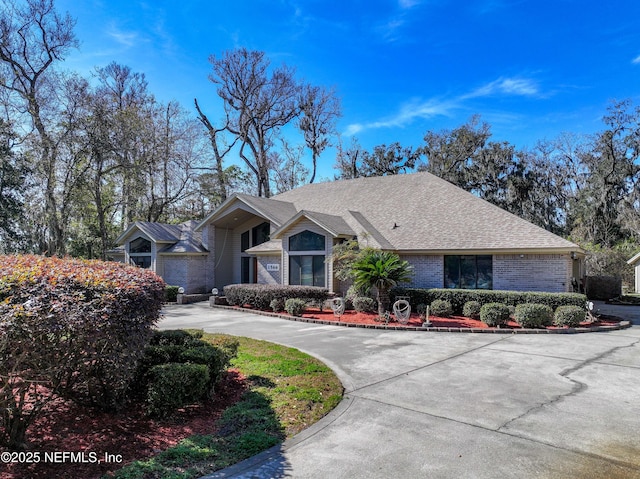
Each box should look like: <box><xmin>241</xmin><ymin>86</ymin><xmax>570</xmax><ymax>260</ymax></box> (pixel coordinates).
<box><xmin>114</xmin><ymin>220</ymin><xmax>211</xmax><ymax>293</ymax></box>
<box><xmin>627</xmin><ymin>252</ymin><xmax>640</xmax><ymax>293</ymax></box>
<box><xmin>115</xmin><ymin>171</ymin><xmax>586</xmax><ymax>294</ymax></box>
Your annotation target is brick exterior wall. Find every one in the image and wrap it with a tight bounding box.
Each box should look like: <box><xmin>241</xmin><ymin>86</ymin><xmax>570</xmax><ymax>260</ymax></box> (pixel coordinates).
<box><xmin>162</xmin><ymin>255</ymin><xmax>209</xmax><ymax>294</ymax></box>
<box><xmin>399</xmin><ymin>253</ymin><xmax>573</xmax><ymax>292</ymax></box>
<box><xmin>493</xmin><ymin>254</ymin><xmax>572</xmax><ymax>293</ymax></box>
<box><xmin>400</xmin><ymin>254</ymin><xmax>444</xmax><ymax>289</ymax></box>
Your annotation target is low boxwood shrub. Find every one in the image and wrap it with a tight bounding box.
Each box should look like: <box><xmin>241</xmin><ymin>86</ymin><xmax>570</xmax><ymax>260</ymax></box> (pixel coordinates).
<box><xmin>270</xmin><ymin>298</ymin><xmax>285</xmax><ymax>312</ymax></box>
<box><xmin>165</xmin><ymin>285</ymin><xmax>180</xmax><ymax>302</ymax></box>
<box><xmin>554</xmin><ymin>305</ymin><xmax>586</xmax><ymax>327</ymax></box>
<box><xmin>344</xmin><ymin>284</ymin><xmax>371</xmax><ymax>310</ymax></box>
<box><xmin>480</xmin><ymin>302</ymin><xmax>510</xmax><ymax>327</ymax></box>
<box><xmin>133</xmin><ymin>330</ymin><xmax>238</xmax><ymax>400</ymax></box>
<box><xmin>224</xmin><ymin>284</ymin><xmax>328</xmax><ymax>310</ymax></box>
<box><xmin>146</xmin><ymin>363</ymin><xmax>210</xmax><ymax>418</ymax></box>
<box><xmin>352</xmin><ymin>296</ymin><xmax>377</xmax><ymax>313</ymax></box>
<box><xmin>285</xmin><ymin>298</ymin><xmax>307</xmax><ymax>316</ymax></box>
<box><xmin>392</xmin><ymin>287</ymin><xmax>587</xmax><ymax>314</ymax></box>
<box><xmin>514</xmin><ymin>303</ymin><xmax>554</xmax><ymax>328</ymax></box>
<box><xmin>430</xmin><ymin>299</ymin><xmax>453</xmax><ymax>317</ymax></box>
<box><xmin>462</xmin><ymin>300</ymin><xmax>481</xmax><ymax>319</ymax></box>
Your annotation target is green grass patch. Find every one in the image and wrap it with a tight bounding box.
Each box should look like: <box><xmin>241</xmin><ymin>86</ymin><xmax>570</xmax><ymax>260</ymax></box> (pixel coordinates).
<box><xmin>107</xmin><ymin>333</ymin><xmax>343</xmax><ymax>479</ymax></box>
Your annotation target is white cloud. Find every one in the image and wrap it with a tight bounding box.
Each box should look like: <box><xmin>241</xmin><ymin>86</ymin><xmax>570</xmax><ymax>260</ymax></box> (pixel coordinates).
<box><xmin>633</xmin><ymin>55</ymin><xmax>640</xmax><ymax>64</ymax></box>
<box><xmin>344</xmin><ymin>98</ymin><xmax>455</xmax><ymax>136</ymax></box>
<box><xmin>398</xmin><ymin>0</ymin><xmax>421</xmax><ymax>8</ymax></box>
<box><xmin>107</xmin><ymin>26</ymin><xmax>139</xmax><ymax>48</ymax></box>
<box><xmin>463</xmin><ymin>77</ymin><xmax>539</xmax><ymax>99</ymax></box>
<box><xmin>344</xmin><ymin>75</ymin><xmax>541</xmax><ymax>136</ymax></box>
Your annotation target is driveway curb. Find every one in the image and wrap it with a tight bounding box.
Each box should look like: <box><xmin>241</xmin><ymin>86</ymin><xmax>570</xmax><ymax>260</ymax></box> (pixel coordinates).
<box><xmin>209</xmin><ymin>304</ymin><xmax>632</xmax><ymax>334</ymax></box>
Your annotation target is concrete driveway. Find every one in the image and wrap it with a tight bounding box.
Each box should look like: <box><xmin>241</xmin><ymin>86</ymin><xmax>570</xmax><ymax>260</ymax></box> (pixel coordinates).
<box><xmin>159</xmin><ymin>304</ymin><xmax>640</xmax><ymax>479</ymax></box>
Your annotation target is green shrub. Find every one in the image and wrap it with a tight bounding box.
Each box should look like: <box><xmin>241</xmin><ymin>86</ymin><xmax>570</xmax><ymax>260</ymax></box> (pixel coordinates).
<box><xmin>133</xmin><ymin>330</ymin><xmax>238</xmax><ymax>399</ymax></box>
<box><xmin>416</xmin><ymin>303</ymin><xmax>429</xmax><ymax>318</ymax></box>
<box><xmin>392</xmin><ymin>287</ymin><xmax>587</xmax><ymax>314</ymax></box>
<box><xmin>0</xmin><ymin>255</ymin><xmax>164</xmax><ymax>448</ymax></box>
<box><xmin>150</xmin><ymin>329</ymin><xmax>202</xmax><ymax>347</ymax></box>
<box><xmin>352</xmin><ymin>296</ymin><xmax>377</xmax><ymax>313</ymax></box>
<box><xmin>270</xmin><ymin>298</ymin><xmax>285</xmax><ymax>312</ymax></box>
<box><xmin>480</xmin><ymin>303</ymin><xmax>510</xmax><ymax>327</ymax></box>
<box><xmin>224</xmin><ymin>284</ymin><xmax>328</xmax><ymax>310</ymax></box>
<box><xmin>514</xmin><ymin>303</ymin><xmax>554</xmax><ymax>328</ymax></box>
<box><xmin>285</xmin><ymin>298</ymin><xmax>307</xmax><ymax>316</ymax></box>
<box><xmin>165</xmin><ymin>285</ymin><xmax>180</xmax><ymax>302</ymax></box>
<box><xmin>146</xmin><ymin>363</ymin><xmax>210</xmax><ymax>417</ymax></box>
<box><xmin>554</xmin><ymin>305</ymin><xmax>586</xmax><ymax>327</ymax></box>
<box><xmin>344</xmin><ymin>284</ymin><xmax>371</xmax><ymax>309</ymax></box>
<box><xmin>430</xmin><ymin>299</ymin><xmax>453</xmax><ymax>317</ymax></box>
<box><xmin>462</xmin><ymin>301</ymin><xmax>481</xmax><ymax>319</ymax></box>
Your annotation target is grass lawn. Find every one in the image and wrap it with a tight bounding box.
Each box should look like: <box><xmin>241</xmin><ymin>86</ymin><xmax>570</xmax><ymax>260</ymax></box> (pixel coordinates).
<box><xmin>107</xmin><ymin>333</ymin><xmax>343</xmax><ymax>479</ymax></box>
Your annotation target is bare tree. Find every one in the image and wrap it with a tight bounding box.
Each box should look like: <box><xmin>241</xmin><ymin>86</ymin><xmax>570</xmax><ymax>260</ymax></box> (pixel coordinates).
<box><xmin>269</xmin><ymin>140</ymin><xmax>309</xmax><ymax>194</ymax></box>
<box><xmin>297</xmin><ymin>84</ymin><xmax>341</xmax><ymax>183</ymax></box>
<box><xmin>194</xmin><ymin>97</ymin><xmax>237</xmax><ymax>202</ymax></box>
<box><xmin>208</xmin><ymin>48</ymin><xmax>300</xmax><ymax>197</ymax></box>
<box><xmin>0</xmin><ymin>0</ymin><xmax>78</xmax><ymax>254</ymax></box>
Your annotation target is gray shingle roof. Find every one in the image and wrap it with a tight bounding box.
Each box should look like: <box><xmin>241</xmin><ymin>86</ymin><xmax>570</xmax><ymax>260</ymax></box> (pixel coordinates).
<box><xmin>271</xmin><ymin>210</ymin><xmax>355</xmax><ymax>239</ymax></box>
<box><xmin>272</xmin><ymin>172</ymin><xmax>579</xmax><ymax>252</ymax></box>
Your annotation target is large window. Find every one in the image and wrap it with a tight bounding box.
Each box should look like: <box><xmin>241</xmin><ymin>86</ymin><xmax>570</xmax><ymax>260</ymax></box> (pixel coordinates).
<box><xmin>289</xmin><ymin>230</ymin><xmax>325</xmax><ymax>251</ymax></box>
<box><xmin>130</xmin><ymin>237</ymin><xmax>151</xmax><ymax>253</ymax></box>
<box><xmin>290</xmin><ymin>255</ymin><xmax>325</xmax><ymax>287</ymax></box>
<box><xmin>444</xmin><ymin>255</ymin><xmax>493</xmax><ymax>289</ymax></box>
<box><xmin>129</xmin><ymin>237</ymin><xmax>152</xmax><ymax>269</ymax></box>
<box><xmin>240</xmin><ymin>222</ymin><xmax>270</xmax><ymax>283</ymax></box>
<box><xmin>288</xmin><ymin>230</ymin><xmax>326</xmax><ymax>287</ymax></box>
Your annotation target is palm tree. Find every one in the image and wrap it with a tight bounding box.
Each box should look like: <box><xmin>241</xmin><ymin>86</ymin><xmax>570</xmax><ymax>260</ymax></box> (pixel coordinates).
<box><xmin>352</xmin><ymin>250</ymin><xmax>413</xmax><ymax>316</ymax></box>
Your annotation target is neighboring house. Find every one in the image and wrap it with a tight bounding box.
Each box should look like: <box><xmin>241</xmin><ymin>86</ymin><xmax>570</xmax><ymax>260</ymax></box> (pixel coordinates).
<box><xmin>115</xmin><ymin>172</ymin><xmax>586</xmax><ymax>294</ymax></box>
<box><xmin>627</xmin><ymin>252</ymin><xmax>640</xmax><ymax>293</ymax></box>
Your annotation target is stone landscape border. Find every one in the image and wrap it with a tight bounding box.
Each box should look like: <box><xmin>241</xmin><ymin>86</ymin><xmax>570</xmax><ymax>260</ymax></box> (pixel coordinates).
<box><xmin>209</xmin><ymin>304</ymin><xmax>632</xmax><ymax>334</ymax></box>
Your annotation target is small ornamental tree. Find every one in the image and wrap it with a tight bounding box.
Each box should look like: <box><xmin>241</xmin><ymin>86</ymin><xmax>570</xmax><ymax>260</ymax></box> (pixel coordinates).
<box><xmin>351</xmin><ymin>250</ymin><xmax>413</xmax><ymax>316</ymax></box>
<box><xmin>0</xmin><ymin>255</ymin><xmax>165</xmax><ymax>450</ymax></box>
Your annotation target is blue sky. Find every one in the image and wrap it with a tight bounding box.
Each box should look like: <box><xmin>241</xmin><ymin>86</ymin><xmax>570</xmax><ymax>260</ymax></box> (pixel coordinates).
<box><xmin>56</xmin><ymin>0</ymin><xmax>640</xmax><ymax>180</ymax></box>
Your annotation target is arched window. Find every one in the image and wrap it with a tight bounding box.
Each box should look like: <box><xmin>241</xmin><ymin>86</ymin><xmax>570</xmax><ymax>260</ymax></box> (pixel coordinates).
<box><xmin>289</xmin><ymin>230</ymin><xmax>325</xmax><ymax>251</ymax></box>
<box><xmin>288</xmin><ymin>230</ymin><xmax>326</xmax><ymax>287</ymax></box>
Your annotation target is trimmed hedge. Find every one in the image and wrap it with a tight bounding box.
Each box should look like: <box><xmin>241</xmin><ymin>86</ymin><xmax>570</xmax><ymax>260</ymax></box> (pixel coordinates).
<box><xmin>165</xmin><ymin>285</ymin><xmax>180</xmax><ymax>302</ymax></box>
<box><xmin>463</xmin><ymin>301</ymin><xmax>482</xmax><ymax>319</ymax></box>
<box><xmin>430</xmin><ymin>299</ymin><xmax>453</xmax><ymax>317</ymax></box>
<box><xmin>554</xmin><ymin>305</ymin><xmax>586</xmax><ymax>327</ymax></box>
<box><xmin>224</xmin><ymin>284</ymin><xmax>329</xmax><ymax>310</ymax></box>
<box><xmin>480</xmin><ymin>303</ymin><xmax>510</xmax><ymax>327</ymax></box>
<box><xmin>285</xmin><ymin>298</ymin><xmax>307</xmax><ymax>316</ymax></box>
<box><xmin>134</xmin><ymin>330</ymin><xmax>238</xmax><ymax>416</ymax></box>
<box><xmin>146</xmin><ymin>363</ymin><xmax>210</xmax><ymax>418</ymax></box>
<box><xmin>392</xmin><ymin>287</ymin><xmax>586</xmax><ymax>314</ymax></box>
<box><xmin>514</xmin><ymin>303</ymin><xmax>553</xmax><ymax>328</ymax></box>
<box><xmin>0</xmin><ymin>255</ymin><xmax>165</xmax><ymax>448</ymax></box>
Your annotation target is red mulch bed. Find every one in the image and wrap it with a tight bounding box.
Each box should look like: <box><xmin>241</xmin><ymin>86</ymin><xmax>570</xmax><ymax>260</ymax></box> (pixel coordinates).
<box><xmin>1</xmin><ymin>370</ymin><xmax>247</xmax><ymax>479</ymax></box>
<box><xmin>299</xmin><ymin>308</ymin><xmax>621</xmax><ymax>330</ymax></box>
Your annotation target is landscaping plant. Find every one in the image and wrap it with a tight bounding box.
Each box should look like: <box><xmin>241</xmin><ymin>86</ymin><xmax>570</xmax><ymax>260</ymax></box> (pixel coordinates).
<box><xmin>554</xmin><ymin>305</ymin><xmax>586</xmax><ymax>327</ymax></box>
<box><xmin>351</xmin><ymin>250</ymin><xmax>413</xmax><ymax>316</ymax></box>
<box><xmin>480</xmin><ymin>302</ymin><xmax>511</xmax><ymax>327</ymax></box>
<box><xmin>430</xmin><ymin>299</ymin><xmax>453</xmax><ymax>317</ymax></box>
<box><xmin>514</xmin><ymin>303</ymin><xmax>554</xmax><ymax>328</ymax></box>
<box><xmin>463</xmin><ymin>300</ymin><xmax>482</xmax><ymax>319</ymax></box>
<box><xmin>0</xmin><ymin>255</ymin><xmax>165</xmax><ymax>449</ymax></box>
